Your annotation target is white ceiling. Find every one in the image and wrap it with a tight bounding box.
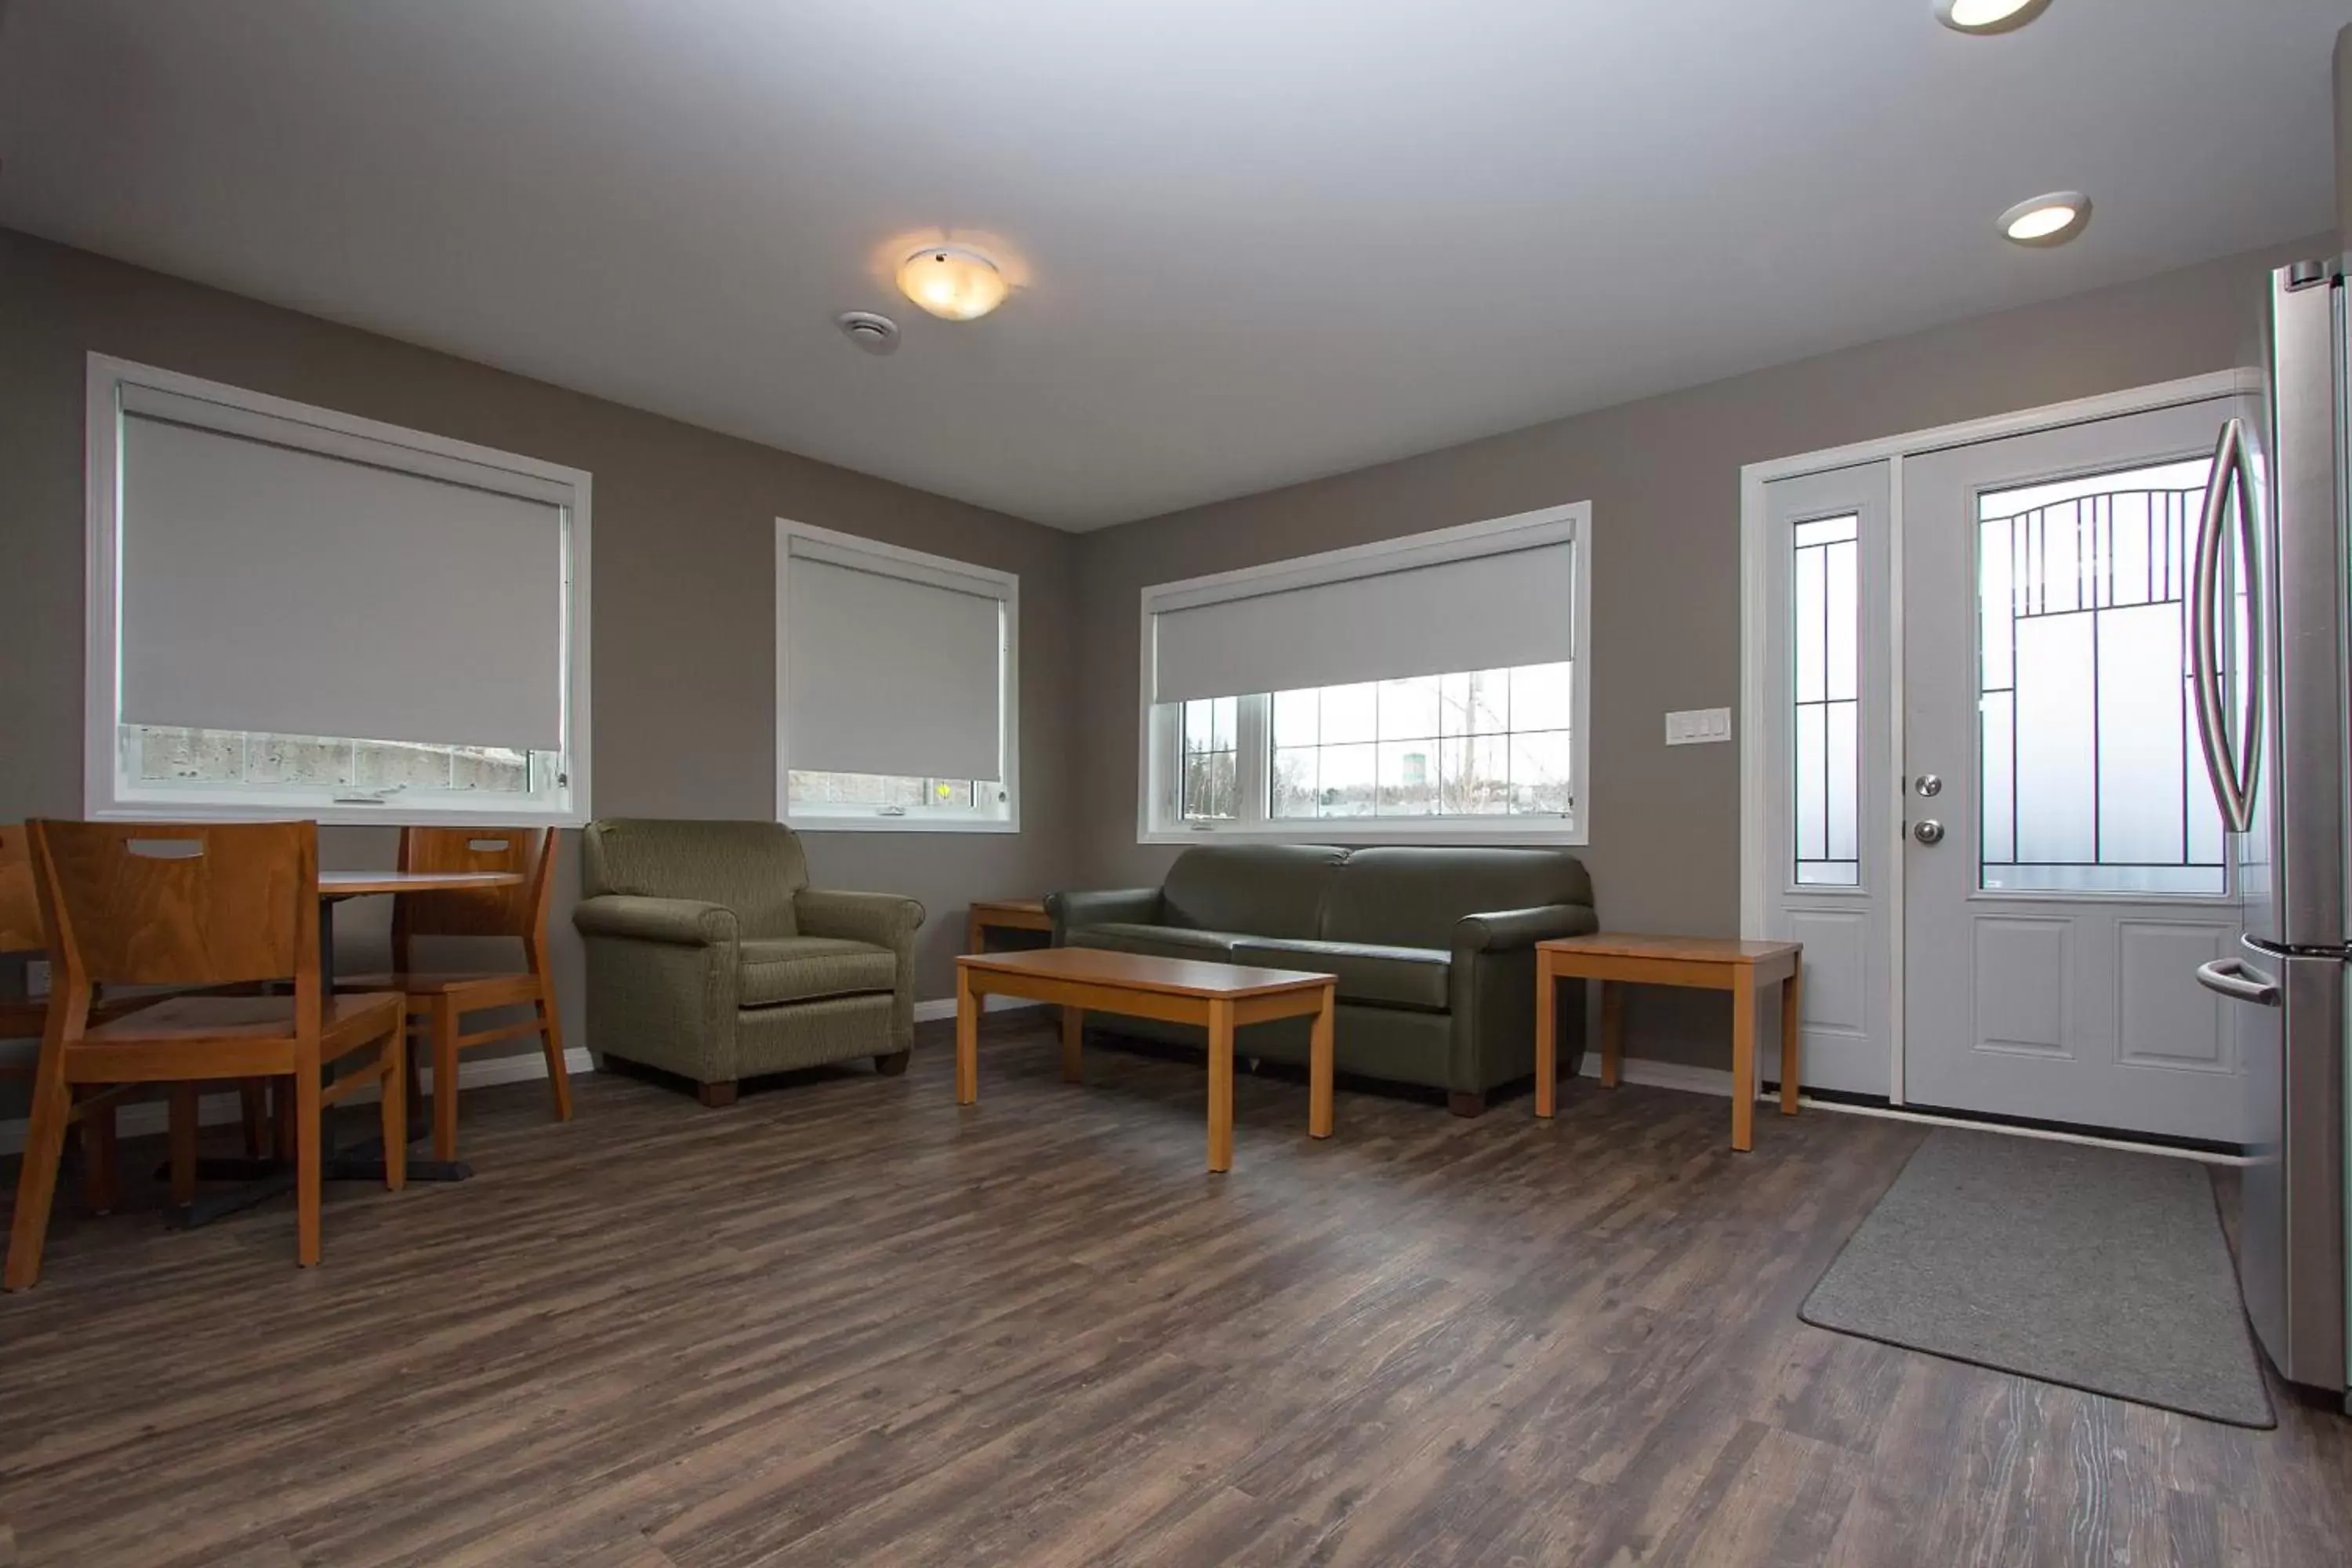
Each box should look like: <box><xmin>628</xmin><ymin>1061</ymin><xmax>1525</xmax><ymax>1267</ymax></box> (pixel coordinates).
<box><xmin>0</xmin><ymin>1</ymin><xmax>2339</xmax><ymax>530</ymax></box>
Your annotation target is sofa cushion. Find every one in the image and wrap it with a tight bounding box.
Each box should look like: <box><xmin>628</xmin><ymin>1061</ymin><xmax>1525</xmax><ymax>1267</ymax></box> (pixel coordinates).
<box><xmin>1066</xmin><ymin>921</ymin><xmax>1246</xmax><ymax>960</ymax></box>
<box><xmin>584</xmin><ymin>818</ymin><xmax>810</xmax><ymax>938</ymax></box>
<box><xmin>738</xmin><ymin>936</ymin><xmax>896</xmax><ymax>1007</ymax></box>
<box><xmin>1232</xmin><ymin>938</ymin><xmax>1451</xmax><ymax>1013</ymax></box>
<box><xmin>1161</xmin><ymin>844</ymin><xmax>1347</xmax><ymax>940</ymax></box>
<box><xmin>1322</xmin><ymin>845</ymin><xmax>1595</xmax><ymax>951</ymax></box>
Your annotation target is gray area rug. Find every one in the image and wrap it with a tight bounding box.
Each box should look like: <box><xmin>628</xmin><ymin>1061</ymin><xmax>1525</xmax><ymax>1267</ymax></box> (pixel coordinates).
<box><xmin>1800</xmin><ymin>1128</ymin><xmax>2275</xmax><ymax>1428</ymax></box>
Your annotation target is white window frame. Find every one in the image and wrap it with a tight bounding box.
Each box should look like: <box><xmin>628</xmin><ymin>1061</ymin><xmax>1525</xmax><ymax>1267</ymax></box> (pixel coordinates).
<box><xmin>1137</xmin><ymin>502</ymin><xmax>1592</xmax><ymax>845</ymax></box>
<box><xmin>82</xmin><ymin>354</ymin><xmax>593</xmax><ymax>827</ymax></box>
<box><xmin>775</xmin><ymin>519</ymin><xmax>1021</xmax><ymax>835</ymax></box>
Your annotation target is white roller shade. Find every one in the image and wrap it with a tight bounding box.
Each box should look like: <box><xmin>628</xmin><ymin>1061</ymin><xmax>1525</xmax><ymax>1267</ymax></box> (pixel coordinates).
<box><xmin>1152</xmin><ymin>532</ymin><xmax>1574</xmax><ymax>704</ymax></box>
<box><xmin>118</xmin><ymin>405</ymin><xmax>568</xmax><ymax>750</ymax></box>
<box><xmin>783</xmin><ymin>544</ymin><xmax>1007</xmax><ymax>781</ymax></box>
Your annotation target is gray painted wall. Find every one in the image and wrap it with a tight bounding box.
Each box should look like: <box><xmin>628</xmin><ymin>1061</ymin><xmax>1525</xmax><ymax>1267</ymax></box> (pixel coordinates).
<box><xmin>1069</xmin><ymin>234</ymin><xmax>2324</xmax><ymax>1072</ymax></box>
<box><xmin>2338</xmin><ymin>24</ymin><xmax>2352</xmax><ymax>245</ymax></box>
<box><xmin>0</xmin><ymin>227</ymin><xmax>1080</xmax><ymax>1073</ymax></box>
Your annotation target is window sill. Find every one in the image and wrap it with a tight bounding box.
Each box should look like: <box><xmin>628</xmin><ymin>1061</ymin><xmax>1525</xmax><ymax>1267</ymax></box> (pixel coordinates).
<box><xmin>89</xmin><ymin>798</ymin><xmax>588</xmax><ymax>829</ymax></box>
<box><xmin>786</xmin><ymin>814</ymin><xmax>1021</xmax><ymax>836</ymax></box>
<box><xmin>1142</xmin><ymin>818</ymin><xmax>1585</xmax><ymax>848</ymax></box>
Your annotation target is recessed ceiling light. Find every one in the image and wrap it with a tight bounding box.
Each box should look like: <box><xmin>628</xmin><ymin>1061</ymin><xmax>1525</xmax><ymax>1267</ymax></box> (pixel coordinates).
<box><xmin>1998</xmin><ymin>191</ymin><xmax>2090</xmax><ymax>247</ymax></box>
<box><xmin>896</xmin><ymin>244</ymin><xmax>1008</xmax><ymax>321</ymax></box>
<box><xmin>1936</xmin><ymin>0</ymin><xmax>2052</xmax><ymax>33</ymax></box>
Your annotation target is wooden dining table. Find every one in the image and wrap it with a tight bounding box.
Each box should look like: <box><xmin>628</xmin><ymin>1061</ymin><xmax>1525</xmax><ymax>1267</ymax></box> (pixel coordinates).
<box><xmin>173</xmin><ymin>867</ymin><xmax>523</xmax><ymax>1228</ymax></box>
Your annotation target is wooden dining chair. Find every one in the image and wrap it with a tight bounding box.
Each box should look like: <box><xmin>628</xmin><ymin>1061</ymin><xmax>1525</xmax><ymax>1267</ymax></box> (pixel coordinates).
<box><xmin>0</xmin><ymin>822</ymin><xmax>270</xmax><ymax>1215</ymax></box>
<box><xmin>339</xmin><ymin>826</ymin><xmax>569</xmax><ymax>1161</ymax></box>
<box><xmin>4</xmin><ymin>820</ymin><xmax>408</xmax><ymax>1289</ymax></box>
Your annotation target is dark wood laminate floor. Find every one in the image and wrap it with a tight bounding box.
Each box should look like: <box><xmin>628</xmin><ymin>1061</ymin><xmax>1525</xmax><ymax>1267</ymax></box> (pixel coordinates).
<box><xmin>2</xmin><ymin>1017</ymin><xmax>2348</xmax><ymax>1568</ymax></box>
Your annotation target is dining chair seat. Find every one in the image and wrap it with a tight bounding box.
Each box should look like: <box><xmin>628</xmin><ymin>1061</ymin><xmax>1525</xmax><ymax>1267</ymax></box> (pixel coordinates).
<box><xmin>335</xmin><ymin>971</ymin><xmax>539</xmax><ymax>1004</ymax></box>
<box><xmin>78</xmin><ymin>992</ymin><xmax>406</xmax><ymax>1054</ymax></box>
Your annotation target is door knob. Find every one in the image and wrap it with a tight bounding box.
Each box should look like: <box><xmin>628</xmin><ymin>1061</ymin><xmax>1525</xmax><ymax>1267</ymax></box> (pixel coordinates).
<box><xmin>1913</xmin><ymin>819</ymin><xmax>1946</xmax><ymax>845</ymax></box>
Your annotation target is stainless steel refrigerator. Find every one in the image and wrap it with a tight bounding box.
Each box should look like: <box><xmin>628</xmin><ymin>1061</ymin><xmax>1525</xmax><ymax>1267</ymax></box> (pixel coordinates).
<box><xmin>2192</xmin><ymin>257</ymin><xmax>2350</xmax><ymax>1397</ymax></box>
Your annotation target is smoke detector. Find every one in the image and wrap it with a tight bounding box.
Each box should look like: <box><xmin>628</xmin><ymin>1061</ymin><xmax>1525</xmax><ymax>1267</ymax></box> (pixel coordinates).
<box><xmin>836</xmin><ymin>310</ymin><xmax>901</xmax><ymax>355</ymax></box>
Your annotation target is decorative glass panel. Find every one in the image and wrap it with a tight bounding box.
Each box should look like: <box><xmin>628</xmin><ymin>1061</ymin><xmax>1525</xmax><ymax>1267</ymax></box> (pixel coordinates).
<box><xmin>1791</xmin><ymin>514</ymin><xmax>1860</xmax><ymax>885</ymax></box>
<box><xmin>1977</xmin><ymin>459</ymin><xmax>2224</xmax><ymax>895</ymax></box>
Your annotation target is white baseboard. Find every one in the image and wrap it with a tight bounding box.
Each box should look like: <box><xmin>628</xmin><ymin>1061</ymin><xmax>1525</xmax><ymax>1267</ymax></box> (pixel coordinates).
<box><xmin>1579</xmin><ymin>1054</ymin><xmax>1741</xmax><ymax>1098</ymax></box>
<box><xmin>913</xmin><ymin>996</ymin><xmax>1047</xmax><ymax>1023</ymax></box>
<box><xmin>0</xmin><ymin>1047</ymin><xmax>595</xmax><ymax>1157</ymax></box>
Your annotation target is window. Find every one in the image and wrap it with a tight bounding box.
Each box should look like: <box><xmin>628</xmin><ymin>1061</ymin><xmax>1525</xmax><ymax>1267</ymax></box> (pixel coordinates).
<box><xmin>1141</xmin><ymin>505</ymin><xmax>1590</xmax><ymax>842</ymax></box>
<box><xmin>1976</xmin><ymin>459</ymin><xmax>2225</xmax><ymax>895</ymax></box>
<box><xmin>777</xmin><ymin>521</ymin><xmax>1018</xmax><ymax>832</ymax></box>
<box><xmin>83</xmin><ymin>356</ymin><xmax>591</xmax><ymax>825</ymax></box>
<box><xmin>1791</xmin><ymin>514</ymin><xmax>1860</xmax><ymax>885</ymax></box>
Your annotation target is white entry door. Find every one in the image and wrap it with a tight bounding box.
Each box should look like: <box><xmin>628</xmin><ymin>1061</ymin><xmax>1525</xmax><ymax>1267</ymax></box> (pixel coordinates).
<box><xmin>1901</xmin><ymin>396</ymin><xmax>2259</xmax><ymax>1142</ymax></box>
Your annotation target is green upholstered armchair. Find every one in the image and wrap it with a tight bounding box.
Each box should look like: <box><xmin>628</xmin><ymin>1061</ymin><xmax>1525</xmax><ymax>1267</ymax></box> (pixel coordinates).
<box><xmin>572</xmin><ymin>818</ymin><xmax>924</xmax><ymax>1105</ymax></box>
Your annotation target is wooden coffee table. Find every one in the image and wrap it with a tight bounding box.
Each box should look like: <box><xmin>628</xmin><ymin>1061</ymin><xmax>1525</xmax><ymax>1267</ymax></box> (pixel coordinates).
<box><xmin>1534</xmin><ymin>933</ymin><xmax>1803</xmax><ymax>1152</ymax></box>
<box><xmin>953</xmin><ymin>946</ymin><xmax>1338</xmax><ymax>1173</ymax></box>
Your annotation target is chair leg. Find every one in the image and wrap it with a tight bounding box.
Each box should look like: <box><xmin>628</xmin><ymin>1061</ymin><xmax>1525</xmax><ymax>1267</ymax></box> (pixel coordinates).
<box><xmin>430</xmin><ymin>995</ymin><xmax>461</xmax><ymax>1163</ymax></box>
<box><xmin>536</xmin><ymin>981</ymin><xmax>573</xmax><ymax>1123</ymax></box>
<box><xmin>378</xmin><ymin>1029</ymin><xmax>407</xmax><ymax>1192</ymax></box>
<box><xmin>5</xmin><ymin>1058</ymin><xmax>74</xmax><ymax>1291</ymax></box>
<box><xmin>238</xmin><ymin>1080</ymin><xmax>270</xmax><ymax>1160</ymax></box>
<box><xmin>294</xmin><ymin>1058</ymin><xmax>323</xmax><ymax>1269</ymax></box>
<box><xmin>169</xmin><ymin>1083</ymin><xmax>201</xmax><ymax>1206</ymax></box>
<box><xmin>404</xmin><ymin>1020</ymin><xmax>426</xmax><ymax>1134</ymax></box>
<box><xmin>697</xmin><ymin>1080</ymin><xmax>739</xmax><ymax>1109</ymax></box>
<box><xmin>81</xmin><ymin>1095</ymin><xmax>119</xmax><ymax>1215</ymax></box>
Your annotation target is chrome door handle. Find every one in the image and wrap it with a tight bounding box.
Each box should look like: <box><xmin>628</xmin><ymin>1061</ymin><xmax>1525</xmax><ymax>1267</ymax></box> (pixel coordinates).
<box><xmin>1912</xmin><ymin>819</ymin><xmax>1945</xmax><ymax>845</ymax></box>
<box><xmin>2190</xmin><ymin>418</ymin><xmax>2263</xmax><ymax>834</ymax></box>
<box><xmin>2194</xmin><ymin>956</ymin><xmax>2280</xmax><ymax>1006</ymax></box>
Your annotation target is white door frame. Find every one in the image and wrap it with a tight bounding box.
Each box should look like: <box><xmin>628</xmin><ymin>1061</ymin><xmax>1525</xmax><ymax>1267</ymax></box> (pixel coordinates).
<box><xmin>1738</xmin><ymin>368</ymin><xmax>2264</xmax><ymax>1105</ymax></box>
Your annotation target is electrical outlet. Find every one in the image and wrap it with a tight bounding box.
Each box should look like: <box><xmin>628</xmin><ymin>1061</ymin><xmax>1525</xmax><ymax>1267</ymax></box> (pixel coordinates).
<box><xmin>24</xmin><ymin>958</ymin><xmax>50</xmax><ymax>999</ymax></box>
<box><xmin>1664</xmin><ymin>707</ymin><xmax>1733</xmax><ymax>746</ymax></box>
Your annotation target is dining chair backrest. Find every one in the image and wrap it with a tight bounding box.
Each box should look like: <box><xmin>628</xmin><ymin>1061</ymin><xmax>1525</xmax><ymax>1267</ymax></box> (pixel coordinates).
<box><xmin>394</xmin><ymin>826</ymin><xmax>555</xmax><ymax>942</ymax></box>
<box><xmin>31</xmin><ymin>820</ymin><xmax>320</xmax><ymax>993</ymax></box>
<box><xmin>0</xmin><ymin>823</ymin><xmax>42</xmax><ymax>955</ymax></box>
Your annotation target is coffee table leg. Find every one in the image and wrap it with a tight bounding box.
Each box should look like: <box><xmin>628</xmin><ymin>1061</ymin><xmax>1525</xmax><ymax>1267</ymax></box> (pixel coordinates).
<box><xmin>1535</xmin><ymin>954</ymin><xmax>1558</xmax><ymax>1119</ymax></box>
<box><xmin>1731</xmin><ymin>968</ymin><xmax>1756</xmax><ymax>1152</ymax></box>
<box><xmin>1600</xmin><ymin>980</ymin><xmax>1624</xmax><ymax>1089</ymax></box>
<box><xmin>1779</xmin><ymin>962</ymin><xmax>1802</xmax><ymax>1117</ymax></box>
<box><xmin>1207</xmin><ymin>996</ymin><xmax>1235</xmax><ymax>1173</ymax></box>
<box><xmin>954</xmin><ymin>964</ymin><xmax>979</xmax><ymax>1105</ymax></box>
<box><xmin>1061</xmin><ymin>1007</ymin><xmax>1083</xmax><ymax>1083</ymax></box>
<box><xmin>1308</xmin><ymin>984</ymin><xmax>1334</xmax><ymax>1139</ymax></box>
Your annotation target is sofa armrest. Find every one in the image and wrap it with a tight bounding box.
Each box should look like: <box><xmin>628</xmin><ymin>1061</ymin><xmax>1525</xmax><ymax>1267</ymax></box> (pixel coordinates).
<box><xmin>1045</xmin><ymin>887</ymin><xmax>1162</xmax><ymax>942</ymax></box>
<box><xmin>572</xmin><ymin>895</ymin><xmax>740</xmax><ymax>948</ymax></box>
<box><xmin>1453</xmin><ymin>903</ymin><xmax>1598</xmax><ymax>953</ymax></box>
<box><xmin>795</xmin><ymin>888</ymin><xmax>927</xmax><ymax>950</ymax></box>
<box><xmin>797</xmin><ymin>889</ymin><xmax>925</xmax><ymax>1052</ymax></box>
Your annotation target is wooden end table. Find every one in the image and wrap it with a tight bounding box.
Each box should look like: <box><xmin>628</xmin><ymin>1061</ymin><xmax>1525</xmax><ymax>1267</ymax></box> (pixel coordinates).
<box><xmin>953</xmin><ymin>946</ymin><xmax>1337</xmax><ymax>1173</ymax></box>
<box><xmin>966</xmin><ymin>898</ymin><xmax>1052</xmax><ymax>953</ymax></box>
<box><xmin>1534</xmin><ymin>934</ymin><xmax>1803</xmax><ymax>1152</ymax></box>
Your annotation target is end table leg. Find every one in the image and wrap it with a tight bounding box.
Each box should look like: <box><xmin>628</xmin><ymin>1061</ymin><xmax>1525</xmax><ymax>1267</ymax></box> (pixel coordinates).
<box><xmin>1308</xmin><ymin>985</ymin><xmax>1334</xmax><ymax>1139</ymax></box>
<box><xmin>1535</xmin><ymin>955</ymin><xmax>1557</xmax><ymax>1119</ymax></box>
<box><xmin>954</xmin><ymin>964</ymin><xmax>979</xmax><ymax>1105</ymax></box>
<box><xmin>1600</xmin><ymin>979</ymin><xmax>1624</xmax><ymax>1089</ymax></box>
<box><xmin>1061</xmin><ymin>1007</ymin><xmax>1084</xmax><ymax>1083</ymax></box>
<box><xmin>1207</xmin><ymin>996</ymin><xmax>1235</xmax><ymax>1173</ymax></box>
<box><xmin>1779</xmin><ymin>962</ymin><xmax>1802</xmax><ymax>1117</ymax></box>
<box><xmin>1731</xmin><ymin>968</ymin><xmax>1756</xmax><ymax>1152</ymax></box>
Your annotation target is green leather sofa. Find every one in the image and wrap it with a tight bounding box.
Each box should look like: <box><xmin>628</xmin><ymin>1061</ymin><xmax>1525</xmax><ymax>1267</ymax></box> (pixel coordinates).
<box><xmin>572</xmin><ymin>818</ymin><xmax>924</xmax><ymax>1105</ymax></box>
<box><xmin>1047</xmin><ymin>844</ymin><xmax>1595</xmax><ymax>1115</ymax></box>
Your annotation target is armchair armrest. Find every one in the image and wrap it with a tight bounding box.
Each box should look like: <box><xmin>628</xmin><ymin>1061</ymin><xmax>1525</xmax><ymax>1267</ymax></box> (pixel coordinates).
<box><xmin>794</xmin><ymin>888</ymin><xmax>927</xmax><ymax>949</ymax></box>
<box><xmin>1453</xmin><ymin>903</ymin><xmax>1597</xmax><ymax>953</ymax></box>
<box><xmin>1046</xmin><ymin>887</ymin><xmax>1162</xmax><ymax>940</ymax></box>
<box><xmin>797</xmin><ymin>889</ymin><xmax>925</xmax><ymax>1054</ymax></box>
<box><xmin>572</xmin><ymin>895</ymin><xmax>740</xmax><ymax>947</ymax></box>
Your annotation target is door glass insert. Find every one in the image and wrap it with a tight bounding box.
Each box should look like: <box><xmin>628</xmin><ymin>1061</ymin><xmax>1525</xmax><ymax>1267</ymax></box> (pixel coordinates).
<box><xmin>1792</xmin><ymin>514</ymin><xmax>1860</xmax><ymax>886</ymax></box>
<box><xmin>1977</xmin><ymin>458</ymin><xmax>2226</xmax><ymax>895</ymax></box>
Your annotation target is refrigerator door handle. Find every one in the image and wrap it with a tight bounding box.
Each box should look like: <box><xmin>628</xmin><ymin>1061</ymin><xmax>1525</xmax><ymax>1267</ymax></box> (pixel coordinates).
<box><xmin>2189</xmin><ymin>417</ymin><xmax>2261</xmax><ymax>834</ymax></box>
<box><xmin>2194</xmin><ymin>956</ymin><xmax>2281</xmax><ymax>1006</ymax></box>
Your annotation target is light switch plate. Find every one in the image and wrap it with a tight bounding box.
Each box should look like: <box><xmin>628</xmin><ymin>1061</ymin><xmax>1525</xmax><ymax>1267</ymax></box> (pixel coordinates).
<box><xmin>1665</xmin><ymin>707</ymin><xmax>1733</xmax><ymax>746</ymax></box>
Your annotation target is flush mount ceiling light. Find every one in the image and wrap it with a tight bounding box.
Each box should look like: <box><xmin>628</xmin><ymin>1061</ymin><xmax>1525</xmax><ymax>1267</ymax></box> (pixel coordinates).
<box><xmin>1998</xmin><ymin>191</ymin><xmax>2091</xmax><ymax>247</ymax></box>
<box><xmin>896</xmin><ymin>244</ymin><xmax>1008</xmax><ymax>321</ymax></box>
<box><xmin>1936</xmin><ymin>0</ymin><xmax>2052</xmax><ymax>33</ymax></box>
